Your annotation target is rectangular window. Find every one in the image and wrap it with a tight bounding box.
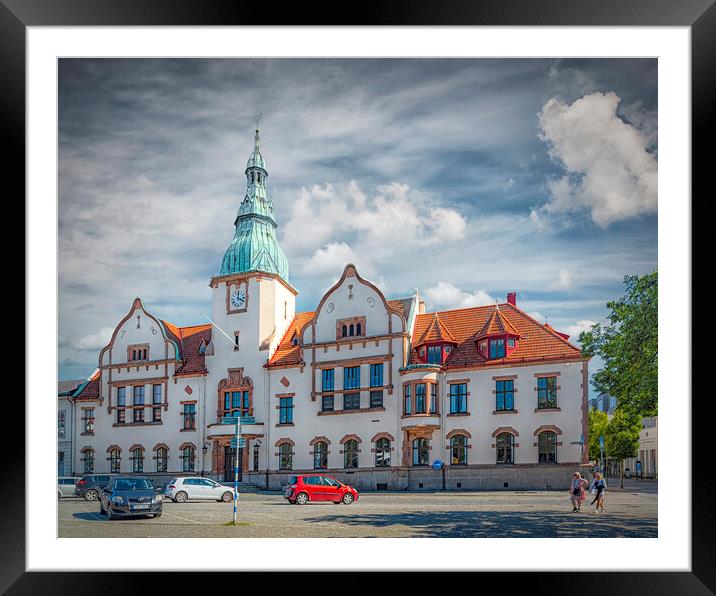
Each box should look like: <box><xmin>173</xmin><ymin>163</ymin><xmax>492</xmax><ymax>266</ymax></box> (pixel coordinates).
<box><xmin>223</xmin><ymin>390</ymin><xmax>250</xmax><ymax>416</ymax></box>
<box><xmin>321</xmin><ymin>368</ymin><xmax>335</xmax><ymax>392</ymax></box>
<box><xmin>82</xmin><ymin>409</ymin><xmax>95</xmax><ymax>434</ymax></box>
<box><xmin>133</xmin><ymin>407</ymin><xmax>145</xmax><ymax>423</ymax></box>
<box><xmin>449</xmin><ymin>383</ymin><xmax>468</xmax><ymax>414</ymax></box>
<box><xmin>58</xmin><ymin>411</ymin><xmax>65</xmax><ymax>438</ymax></box>
<box><xmin>279</xmin><ymin>397</ymin><xmax>294</xmax><ymax>424</ymax></box>
<box><xmin>496</xmin><ymin>380</ymin><xmax>515</xmax><ymax>411</ymax></box>
<box><xmin>427</xmin><ymin>345</ymin><xmax>442</xmax><ymax>364</ymax></box>
<box><xmin>370</xmin><ymin>390</ymin><xmax>383</xmax><ymax>408</ymax></box>
<box><xmin>116</xmin><ymin>408</ymin><xmax>125</xmax><ymax>424</ymax></box>
<box><xmin>369</xmin><ymin>363</ymin><xmax>383</xmax><ymax>387</ymax></box>
<box><xmin>404</xmin><ymin>384</ymin><xmax>411</xmax><ymax>414</ymax></box>
<box><xmin>152</xmin><ymin>384</ymin><xmax>162</xmax><ymax>404</ymax></box>
<box><xmin>321</xmin><ymin>395</ymin><xmax>334</xmax><ymax>412</ymax></box>
<box><xmin>537</xmin><ymin>376</ymin><xmax>558</xmax><ymax>408</ymax></box>
<box><xmin>343</xmin><ymin>366</ymin><xmax>360</xmax><ymax>390</ymax></box>
<box><xmin>489</xmin><ymin>339</ymin><xmax>506</xmax><ymax>359</ymax></box>
<box><xmin>415</xmin><ymin>383</ymin><xmax>426</xmax><ymax>413</ymax></box>
<box><xmin>343</xmin><ymin>392</ymin><xmax>360</xmax><ymax>410</ymax></box>
<box><xmin>430</xmin><ymin>383</ymin><xmax>438</xmax><ymax>414</ymax></box>
<box><xmin>117</xmin><ymin>387</ymin><xmax>126</xmax><ymax>407</ymax></box>
<box><xmin>182</xmin><ymin>403</ymin><xmax>196</xmax><ymax>429</ymax></box>
<box><xmin>152</xmin><ymin>407</ymin><xmax>162</xmax><ymax>422</ymax></box>
<box><xmin>133</xmin><ymin>385</ymin><xmax>145</xmax><ymax>405</ymax></box>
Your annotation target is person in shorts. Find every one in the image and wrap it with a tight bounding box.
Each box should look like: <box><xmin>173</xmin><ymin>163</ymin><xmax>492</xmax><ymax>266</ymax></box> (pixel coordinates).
<box><xmin>569</xmin><ymin>472</ymin><xmax>588</xmax><ymax>512</ymax></box>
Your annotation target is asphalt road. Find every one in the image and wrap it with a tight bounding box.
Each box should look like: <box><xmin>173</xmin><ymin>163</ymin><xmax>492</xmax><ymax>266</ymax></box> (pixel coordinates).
<box><xmin>58</xmin><ymin>488</ymin><xmax>657</xmax><ymax>538</ymax></box>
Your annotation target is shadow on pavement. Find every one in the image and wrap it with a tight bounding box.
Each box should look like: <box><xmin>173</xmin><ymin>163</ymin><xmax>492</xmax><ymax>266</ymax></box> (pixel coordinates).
<box><xmin>315</xmin><ymin>510</ymin><xmax>657</xmax><ymax>538</ymax></box>
<box><xmin>72</xmin><ymin>512</ymin><xmax>104</xmax><ymax>521</ymax></box>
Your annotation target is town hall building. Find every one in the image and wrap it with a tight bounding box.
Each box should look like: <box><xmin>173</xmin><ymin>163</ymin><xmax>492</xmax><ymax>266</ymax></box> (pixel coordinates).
<box><xmin>68</xmin><ymin>128</ymin><xmax>590</xmax><ymax>491</ymax></box>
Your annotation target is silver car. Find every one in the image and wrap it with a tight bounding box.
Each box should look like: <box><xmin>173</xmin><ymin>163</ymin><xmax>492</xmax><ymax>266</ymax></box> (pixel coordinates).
<box><xmin>164</xmin><ymin>477</ymin><xmax>236</xmax><ymax>503</ymax></box>
<box><xmin>57</xmin><ymin>477</ymin><xmax>79</xmax><ymax>498</ymax></box>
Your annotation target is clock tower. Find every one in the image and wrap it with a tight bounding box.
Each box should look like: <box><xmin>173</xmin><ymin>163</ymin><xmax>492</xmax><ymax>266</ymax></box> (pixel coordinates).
<box><xmin>209</xmin><ymin>126</ymin><xmax>296</xmax><ymax>359</ymax></box>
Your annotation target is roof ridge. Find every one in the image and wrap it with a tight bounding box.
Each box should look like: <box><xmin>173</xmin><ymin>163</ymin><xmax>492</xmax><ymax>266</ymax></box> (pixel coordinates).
<box><xmin>420</xmin><ymin>303</ymin><xmax>506</xmax><ymax>317</ymax></box>
<box><xmin>502</xmin><ymin>303</ymin><xmax>580</xmax><ymax>351</ymax></box>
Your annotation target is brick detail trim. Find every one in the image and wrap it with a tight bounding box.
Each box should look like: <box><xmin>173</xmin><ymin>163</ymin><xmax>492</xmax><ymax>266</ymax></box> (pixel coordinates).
<box><xmin>533</xmin><ymin>424</ymin><xmax>563</xmax><ymax>436</ymax></box>
<box><xmin>310</xmin><ymin>436</ymin><xmax>331</xmax><ymax>446</ymax></box>
<box><xmin>106</xmin><ymin>444</ymin><xmax>121</xmax><ymax>453</ymax></box>
<box><xmin>446</xmin><ymin>429</ymin><xmax>472</xmax><ymax>440</ymax></box>
<box><xmin>152</xmin><ymin>443</ymin><xmax>170</xmax><ymax>452</ymax></box>
<box><xmin>128</xmin><ymin>444</ymin><xmax>144</xmax><ymax>453</ymax></box>
<box><xmin>491</xmin><ymin>426</ymin><xmax>519</xmax><ymax>438</ymax></box>
<box><xmin>179</xmin><ymin>442</ymin><xmax>197</xmax><ymax>451</ymax></box>
<box><xmin>370</xmin><ymin>432</ymin><xmax>395</xmax><ymax>443</ymax></box>
<box><xmin>275</xmin><ymin>438</ymin><xmax>295</xmax><ymax>447</ymax></box>
<box><xmin>339</xmin><ymin>434</ymin><xmax>363</xmax><ymax>445</ymax></box>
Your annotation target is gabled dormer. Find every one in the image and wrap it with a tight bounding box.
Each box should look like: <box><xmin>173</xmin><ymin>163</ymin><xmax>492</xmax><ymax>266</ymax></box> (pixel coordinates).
<box><xmin>476</xmin><ymin>305</ymin><xmax>521</xmax><ymax>360</ymax></box>
<box><xmin>414</xmin><ymin>313</ymin><xmax>457</xmax><ymax>365</ymax></box>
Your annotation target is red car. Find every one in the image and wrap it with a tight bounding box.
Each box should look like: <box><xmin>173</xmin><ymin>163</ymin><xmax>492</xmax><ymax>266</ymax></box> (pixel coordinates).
<box><xmin>283</xmin><ymin>474</ymin><xmax>359</xmax><ymax>505</ymax></box>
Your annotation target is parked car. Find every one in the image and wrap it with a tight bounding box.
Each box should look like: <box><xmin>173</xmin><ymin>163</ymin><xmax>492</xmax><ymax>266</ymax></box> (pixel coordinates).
<box><xmin>57</xmin><ymin>477</ymin><xmax>79</xmax><ymax>498</ymax></box>
<box><xmin>99</xmin><ymin>476</ymin><xmax>162</xmax><ymax>520</ymax></box>
<box><xmin>74</xmin><ymin>474</ymin><xmax>116</xmax><ymax>501</ymax></box>
<box><xmin>164</xmin><ymin>477</ymin><xmax>236</xmax><ymax>503</ymax></box>
<box><xmin>283</xmin><ymin>474</ymin><xmax>359</xmax><ymax>505</ymax></box>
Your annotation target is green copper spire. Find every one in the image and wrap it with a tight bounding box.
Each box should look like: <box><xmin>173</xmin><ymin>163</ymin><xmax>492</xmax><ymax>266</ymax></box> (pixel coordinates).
<box><xmin>218</xmin><ymin>127</ymin><xmax>290</xmax><ymax>282</ymax></box>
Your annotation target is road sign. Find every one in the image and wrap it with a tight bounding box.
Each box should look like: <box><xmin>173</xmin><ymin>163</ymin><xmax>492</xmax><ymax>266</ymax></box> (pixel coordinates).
<box><xmin>239</xmin><ymin>416</ymin><xmax>256</xmax><ymax>424</ymax></box>
<box><xmin>599</xmin><ymin>435</ymin><xmax>605</xmax><ymax>449</ymax></box>
<box><xmin>221</xmin><ymin>416</ymin><xmax>239</xmax><ymax>425</ymax></box>
<box><xmin>432</xmin><ymin>460</ymin><xmax>443</xmax><ymax>470</ymax></box>
<box><xmin>230</xmin><ymin>439</ymin><xmax>246</xmax><ymax>448</ymax></box>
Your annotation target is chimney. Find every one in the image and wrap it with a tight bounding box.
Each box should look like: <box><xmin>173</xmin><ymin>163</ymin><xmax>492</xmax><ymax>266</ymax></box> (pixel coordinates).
<box><xmin>507</xmin><ymin>292</ymin><xmax>516</xmax><ymax>306</ymax></box>
<box><xmin>418</xmin><ymin>301</ymin><xmax>426</xmax><ymax>314</ymax></box>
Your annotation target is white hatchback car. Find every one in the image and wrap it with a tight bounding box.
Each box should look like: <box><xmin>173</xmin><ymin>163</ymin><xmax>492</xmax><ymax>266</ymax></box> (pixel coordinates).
<box><xmin>165</xmin><ymin>477</ymin><xmax>236</xmax><ymax>503</ymax></box>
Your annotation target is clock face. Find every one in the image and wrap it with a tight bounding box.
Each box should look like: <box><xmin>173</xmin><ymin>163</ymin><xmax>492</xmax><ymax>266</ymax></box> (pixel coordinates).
<box><xmin>231</xmin><ymin>288</ymin><xmax>246</xmax><ymax>309</ymax></box>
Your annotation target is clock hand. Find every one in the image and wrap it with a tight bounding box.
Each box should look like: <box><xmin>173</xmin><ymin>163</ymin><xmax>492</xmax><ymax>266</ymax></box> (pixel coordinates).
<box><xmin>201</xmin><ymin>313</ymin><xmax>237</xmax><ymax>347</ymax></box>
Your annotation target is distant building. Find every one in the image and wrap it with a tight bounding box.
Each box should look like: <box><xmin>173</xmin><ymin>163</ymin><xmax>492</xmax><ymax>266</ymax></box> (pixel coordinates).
<box><xmin>589</xmin><ymin>393</ymin><xmax>617</xmax><ymax>415</ymax></box>
<box><xmin>625</xmin><ymin>417</ymin><xmax>658</xmax><ymax>479</ymax></box>
<box><xmin>58</xmin><ymin>379</ymin><xmax>82</xmax><ymax>476</ymax></box>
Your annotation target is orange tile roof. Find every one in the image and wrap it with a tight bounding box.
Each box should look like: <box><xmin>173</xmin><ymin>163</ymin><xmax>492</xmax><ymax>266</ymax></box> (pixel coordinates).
<box><xmin>410</xmin><ymin>303</ymin><xmax>582</xmax><ymax>368</ymax></box>
<box><xmin>387</xmin><ymin>298</ymin><xmax>413</xmax><ymax>320</ymax></box>
<box><xmin>171</xmin><ymin>323</ymin><xmax>213</xmax><ymax>375</ymax></box>
<box><xmin>267</xmin><ymin>311</ymin><xmax>315</xmax><ymax>368</ymax></box>
<box><xmin>476</xmin><ymin>306</ymin><xmax>520</xmax><ymax>338</ymax></box>
<box><xmin>416</xmin><ymin>313</ymin><xmax>457</xmax><ymax>344</ymax></box>
<box><xmin>73</xmin><ymin>369</ymin><xmax>101</xmax><ymax>400</ymax></box>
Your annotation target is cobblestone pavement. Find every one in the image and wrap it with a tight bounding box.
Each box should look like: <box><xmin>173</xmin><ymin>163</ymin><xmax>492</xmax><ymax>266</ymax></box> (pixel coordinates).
<box><xmin>58</xmin><ymin>489</ymin><xmax>657</xmax><ymax>538</ymax></box>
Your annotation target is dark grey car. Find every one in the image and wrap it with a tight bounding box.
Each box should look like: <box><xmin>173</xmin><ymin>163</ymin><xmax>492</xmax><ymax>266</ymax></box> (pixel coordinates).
<box><xmin>74</xmin><ymin>474</ymin><xmax>116</xmax><ymax>500</ymax></box>
<box><xmin>99</xmin><ymin>477</ymin><xmax>163</xmax><ymax>520</ymax></box>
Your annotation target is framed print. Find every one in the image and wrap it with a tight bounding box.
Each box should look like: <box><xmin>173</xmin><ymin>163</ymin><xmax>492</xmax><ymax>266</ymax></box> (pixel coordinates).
<box><xmin>7</xmin><ymin>0</ymin><xmax>711</xmax><ymax>591</ymax></box>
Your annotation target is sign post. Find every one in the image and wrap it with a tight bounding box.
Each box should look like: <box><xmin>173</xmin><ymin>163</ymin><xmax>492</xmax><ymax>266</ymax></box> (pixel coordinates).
<box><xmin>221</xmin><ymin>415</ymin><xmax>255</xmax><ymax>525</ymax></box>
<box><xmin>599</xmin><ymin>435</ymin><xmax>605</xmax><ymax>477</ymax></box>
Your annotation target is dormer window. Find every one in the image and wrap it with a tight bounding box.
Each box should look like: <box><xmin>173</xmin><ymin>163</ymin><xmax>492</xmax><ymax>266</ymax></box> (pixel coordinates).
<box><xmin>489</xmin><ymin>339</ymin><xmax>506</xmax><ymax>359</ymax></box>
<box><xmin>427</xmin><ymin>345</ymin><xmax>442</xmax><ymax>364</ymax></box>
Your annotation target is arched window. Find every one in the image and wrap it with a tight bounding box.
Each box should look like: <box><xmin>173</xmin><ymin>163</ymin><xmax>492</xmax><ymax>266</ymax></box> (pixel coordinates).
<box><xmin>538</xmin><ymin>431</ymin><xmax>557</xmax><ymax>463</ymax></box>
<box><xmin>375</xmin><ymin>438</ymin><xmax>391</xmax><ymax>467</ymax></box>
<box><xmin>131</xmin><ymin>447</ymin><xmax>144</xmax><ymax>473</ymax></box>
<box><xmin>278</xmin><ymin>443</ymin><xmax>293</xmax><ymax>470</ymax></box>
<box><xmin>349</xmin><ymin>324</ymin><xmax>355</xmax><ymax>337</ymax></box>
<box><xmin>356</xmin><ymin>322</ymin><xmax>362</xmax><ymax>335</ymax></box>
<box><xmin>450</xmin><ymin>434</ymin><xmax>468</xmax><ymax>465</ymax></box>
<box><xmin>313</xmin><ymin>441</ymin><xmax>328</xmax><ymax>469</ymax></box>
<box><xmin>155</xmin><ymin>447</ymin><xmax>168</xmax><ymax>472</ymax></box>
<box><xmin>181</xmin><ymin>445</ymin><xmax>195</xmax><ymax>472</ymax></box>
<box><xmin>82</xmin><ymin>448</ymin><xmax>94</xmax><ymax>473</ymax></box>
<box><xmin>109</xmin><ymin>448</ymin><xmax>121</xmax><ymax>473</ymax></box>
<box><xmin>496</xmin><ymin>433</ymin><xmax>514</xmax><ymax>465</ymax></box>
<box><xmin>253</xmin><ymin>444</ymin><xmax>260</xmax><ymax>471</ymax></box>
<box><xmin>342</xmin><ymin>325</ymin><xmax>347</xmax><ymax>338</ymax></box>
<box><xmin>412</xmin><ymin>438</ymin><xmax>429</xmax><ymax>466</ymax></box>
<box><xmin>344</xmin><ymin>439</ymin><xmax>359</xmax><ymax>468</ymax></box>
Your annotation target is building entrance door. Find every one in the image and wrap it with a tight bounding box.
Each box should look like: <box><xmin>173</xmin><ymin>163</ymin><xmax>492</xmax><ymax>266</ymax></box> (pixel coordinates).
<box><xmin>223</xmin><ymin>446</ymin><xmax>243</xmax><ymax>482</ymax></box>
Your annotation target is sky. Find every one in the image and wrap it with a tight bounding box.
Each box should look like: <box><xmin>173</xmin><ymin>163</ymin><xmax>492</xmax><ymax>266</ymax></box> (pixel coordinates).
<box><xmin>58</xmin><ymin>58</ymin><xmax>658</xmax><ymax>390</ymax></box>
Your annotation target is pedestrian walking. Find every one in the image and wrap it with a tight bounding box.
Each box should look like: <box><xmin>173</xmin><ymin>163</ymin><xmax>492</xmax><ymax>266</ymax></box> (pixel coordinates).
<box><xmin>590</xmin><ymin>472</ymin><xmax>607</xmax><ymax>512</ymax></box>
<box><xmin>569</xmin><ymin>472</ymin><xmax>588</xmax><ymax>512</ymax></box>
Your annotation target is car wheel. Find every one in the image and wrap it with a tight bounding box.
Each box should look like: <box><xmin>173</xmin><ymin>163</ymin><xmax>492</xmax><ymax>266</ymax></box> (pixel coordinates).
<box><xmin>175</xmin><ymin>491</ymin><xmax>188</xmax><ymax>503</ymax></box>
<box><xmin>220</xmin><ymin>492</ymin><xmax>233</xmax><ymax>503</ymax></box>
<box><xmin>295</xmin><ymin>492</ymin><xmax>309</xmax><ymax>505</ymax></box>
<box><xmin>84</xmin><ymin>489</ymin><xmax>99</xmax><ymax>501</ymax></box>
<box><xmin>341</xmin><ymin>493</ymin><xmax>354</xmax><ymax>505</ymax></box>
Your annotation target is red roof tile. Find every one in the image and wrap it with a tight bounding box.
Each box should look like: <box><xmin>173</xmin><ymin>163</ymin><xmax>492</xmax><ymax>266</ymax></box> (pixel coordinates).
<box><xmin>160</xmin><ymin>321</ymin><xmax>213</xmax><ymax>376</ymax></box>
<box><xmin>416</xmin><ymin>313</ymin><xmax>457</xmax><ymax>345</ymax></box>
<box><xmin>476</xmin><ymin>306</ymin><xmax>520</xmax><ymax>338</ymax></box>
<box><xmin>73</xmin><ymin>369</ymin><xmax>100</xmax><ymax>400</ymax></box>
<box><xmin>410</xmin><ymin>303</ymin><xmax>582</xmax><ymax>368</ymax></box>
<box><xmin>267</xmin><ymin>312</ymin><xmax>315</xmax><ymax>368</ymax></box>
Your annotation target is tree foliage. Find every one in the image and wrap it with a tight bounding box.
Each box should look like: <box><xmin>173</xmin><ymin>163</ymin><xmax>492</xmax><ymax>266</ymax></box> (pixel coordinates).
<box><xmin>579</xmin><ymin>270</ymin><xmax>658</xmax><ymax>416</ymax></box>
<box><xmin>588</xmin><ymin>408</ymin><xmax>609</xmax><ymax>461</ymax></box>
<box><xmin>604</xmin><ymin>409</ymin><xmax>642</xmax><ymax>461</ymax></box>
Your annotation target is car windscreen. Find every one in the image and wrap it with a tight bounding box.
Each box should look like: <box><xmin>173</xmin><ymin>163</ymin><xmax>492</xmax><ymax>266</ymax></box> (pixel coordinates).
<box><xmin>113</xmin><ymin>479</ymin><xmax>153</xmax><ymax>491</ymax></box>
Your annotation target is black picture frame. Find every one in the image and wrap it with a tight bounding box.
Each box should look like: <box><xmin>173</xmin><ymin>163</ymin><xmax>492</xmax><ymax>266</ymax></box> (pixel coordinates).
<box><xmin>7</xmin><ymin>0</ymin><xmax>709</xmax><ymax>591</ymax></box>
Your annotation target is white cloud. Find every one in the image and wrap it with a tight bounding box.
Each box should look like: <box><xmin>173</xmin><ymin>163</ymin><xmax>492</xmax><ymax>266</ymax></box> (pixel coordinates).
<box><xmin>424</xmin><ymin>282</ymin><xmax>495</xmax><ymax>310</ymax></box>
<box><xmin>563</xmin><ymin>319</ymin><xmax>598</xmax><ymax>338</ymax></box>
<box><xmin>552</xmin><ymin>269</ymin><xmax>572</xmax><ymax>290</ymax></box>
<box><xmin>75</xmin><ymin>327</ymin><xmax>114</xmax><ymax>350</ymax></box>
<box><xmin>301</xmin><ymin>242</ymin><xmax>367</xmax><ymax>276</ymax></box>
<box><xmin>536</xmin><ymin>92</ymin><xmax>657</xmax><ymax>227</ymax></box>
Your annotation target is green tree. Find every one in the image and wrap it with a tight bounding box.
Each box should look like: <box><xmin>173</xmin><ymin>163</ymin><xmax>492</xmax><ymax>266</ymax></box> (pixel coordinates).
<box><xmin>588</xmin><ymin>408</ymin><xmax>609</xmax><ymax>462</ymax></box>
<box><xmin>605</xmin><ymin>409</ymin><xmax>642</xmax><ymax>488</ymax></box>
<box><xmin>579</xmin><ymin>270</ymin><xmax>658</xmax><ymax>417</ymax></box>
